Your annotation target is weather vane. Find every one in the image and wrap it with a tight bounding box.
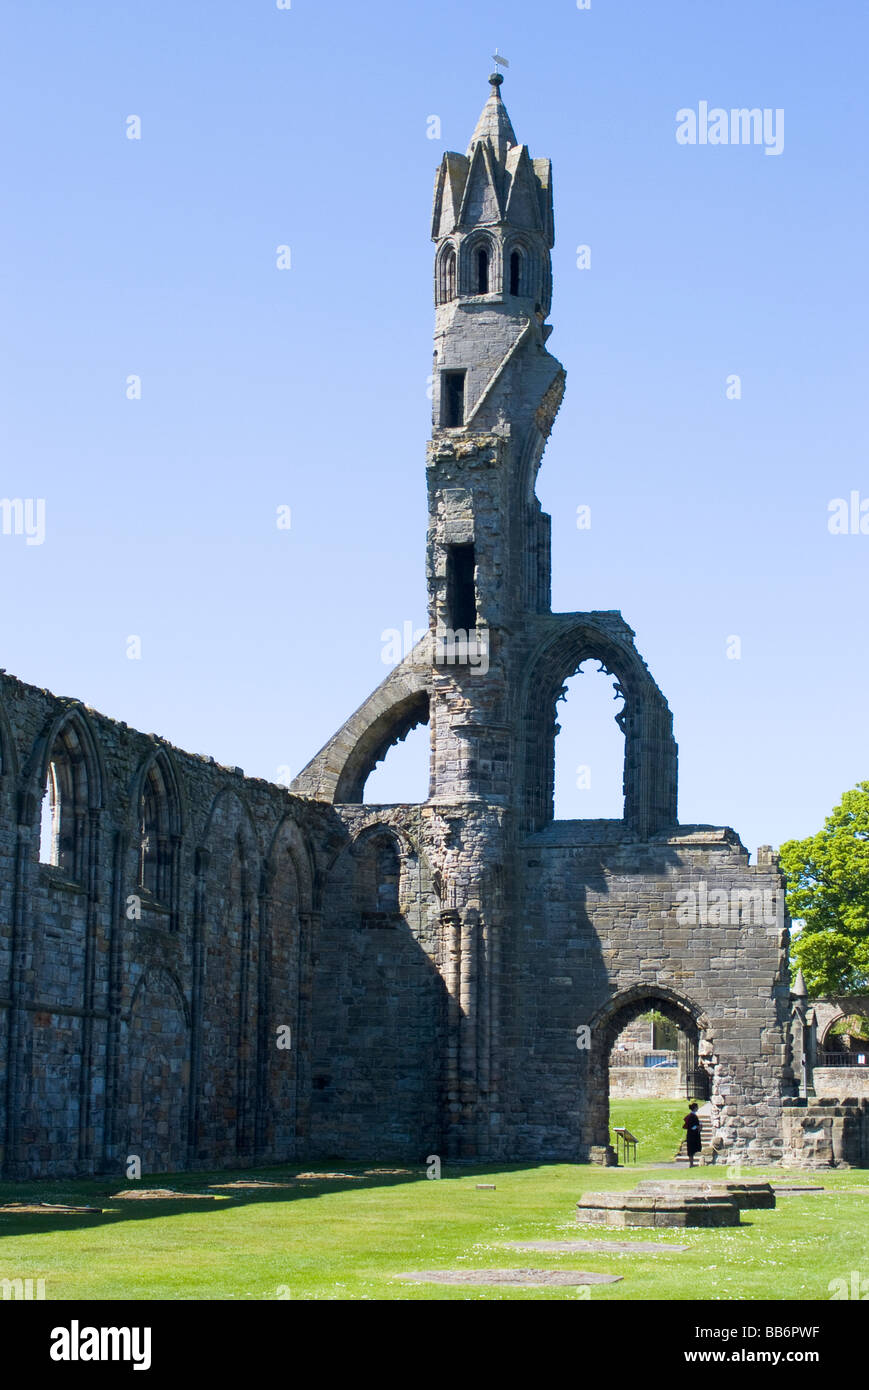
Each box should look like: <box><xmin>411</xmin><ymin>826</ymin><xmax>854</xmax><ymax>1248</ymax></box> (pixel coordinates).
<box><xmin>492</xmin><ymin>49</ymin><xmax>510</xmax><ymax>70</ymax></box>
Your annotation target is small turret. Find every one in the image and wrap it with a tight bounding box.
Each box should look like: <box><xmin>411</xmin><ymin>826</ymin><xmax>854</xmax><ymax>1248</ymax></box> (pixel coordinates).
<box><xmin>430</xmin><ymin>73</ymin><xmax>557</xmax><ymax>433</ymax></box>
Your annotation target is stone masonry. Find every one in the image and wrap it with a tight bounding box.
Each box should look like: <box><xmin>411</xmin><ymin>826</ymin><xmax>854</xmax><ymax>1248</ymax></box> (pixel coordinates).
<box><xmin>1</xmin><ymin>76</ymin><xmax>800</xmax><ymax>1179</ymax></box>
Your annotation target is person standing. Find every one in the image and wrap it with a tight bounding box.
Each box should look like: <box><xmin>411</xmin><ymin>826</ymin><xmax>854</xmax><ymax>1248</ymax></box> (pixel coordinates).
<box><xmin>683</xmin><ymin>1102</ymin><xmax>702</xmax><ymax>1167</ymax></box>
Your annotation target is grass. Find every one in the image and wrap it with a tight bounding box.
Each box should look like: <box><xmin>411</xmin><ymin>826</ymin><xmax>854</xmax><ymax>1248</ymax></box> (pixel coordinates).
<box><xmin>0</xmin><ymin>1105</ymin><xmax>866</xmax><ymax>1301</ymax></box>
<box><xmin>609</xmin><ymin>1098</ymin><xmax>692</xmax><ymax>1163</ymax></box>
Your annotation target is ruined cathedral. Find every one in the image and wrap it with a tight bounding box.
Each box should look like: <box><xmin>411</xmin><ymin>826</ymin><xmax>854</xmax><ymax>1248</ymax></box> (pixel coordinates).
<box><xmin>1</xmin><ymin>76</ymin><xmax>799</xmax><ymax>1180</ymax></box>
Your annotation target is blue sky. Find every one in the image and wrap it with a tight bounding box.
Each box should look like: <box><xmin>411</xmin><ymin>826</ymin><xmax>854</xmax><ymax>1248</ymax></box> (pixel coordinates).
<box><xmin>1</xmin><ymin>0</ymin><xmax>867</xmax><ymax>855</ymax></box>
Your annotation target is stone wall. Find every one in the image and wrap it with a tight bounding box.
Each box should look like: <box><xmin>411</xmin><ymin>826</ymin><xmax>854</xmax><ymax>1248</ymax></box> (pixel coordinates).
<box><xmin>0</xmin><ymin>669</ymin><xmax>335</xmax><ymax>1179</ymax></box>
<box><xmin>0</xmin><ymin>666</ymin><xmax>796</xmax><ymax>1176</ymax></box>
<box><xmin>610</xmin><ymin>1065</ymin><xmax>684</xmax><ymax>1099</ymax></box>
<box><xmin>781</xmin><ymin>1097</ymin><xmax>869</xmax><ymax>1168</ymax></box>
<box><xmin>813</xmin><ymin>1068</ymin><xmax>869</xmax><ymax>1098</ymax></box>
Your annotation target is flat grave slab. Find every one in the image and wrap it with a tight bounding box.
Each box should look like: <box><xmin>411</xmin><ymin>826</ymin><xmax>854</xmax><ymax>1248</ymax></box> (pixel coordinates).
<box><xmin>110</xmin><ymin>1189</ymin><xmax>217</xmax><ymax>1201</ymax></box>
<box><xmin>771</xmin><ymin>1184</ymin><xmax>825</xmax><ymax>1194</ymax></box>
<box><xmin>503</xmin><ymin>1239</ymin><xmax>689</xmax><ymax>1254</ymax></box>
<box><xmin>396</xmin><ymin>1268</ymin><xmax>623</xmax><ymax>1287</ymax></box>
<box><xmin>0</xmin><ymin>1202</ymin><xmax>103</xmax><ymax>1215</ymax></box>
<box><xmin>209</xmin><ymin>1180</ymin><xmax>297</xmax><ymax>1191</ymax></box>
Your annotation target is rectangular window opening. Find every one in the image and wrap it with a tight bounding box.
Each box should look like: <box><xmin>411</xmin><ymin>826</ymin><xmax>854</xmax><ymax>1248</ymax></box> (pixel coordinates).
<box><xmin>441</xmin><ymin>370</ymin><xmax>466</xmax><ymax>427</ymax></box>
<box><xmin>446</xmin><ymin>543</ymin><xmax>477</xmax><ymax>633</ymax></box>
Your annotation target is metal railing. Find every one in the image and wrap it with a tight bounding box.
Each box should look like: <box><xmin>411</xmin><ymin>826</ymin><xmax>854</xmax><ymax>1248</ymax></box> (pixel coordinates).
<box><xmin>609</xmin><ymin>1050</ymin><xmax>679</xmax><ymax>1069</ymax></box>
<box><xmin>817</xmin><ymin>1051</ymin><xmax>869</xmax><ymax>1068</ymax></box>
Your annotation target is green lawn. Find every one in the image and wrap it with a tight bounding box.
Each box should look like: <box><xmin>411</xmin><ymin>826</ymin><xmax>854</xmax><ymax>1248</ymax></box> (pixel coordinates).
<box><xmin>609</xmin><ymin>1098</ymin><xmax>691</xmax><ymax>1163</ymax></box>
<box><xmin>0</xmin><ymin>1128</ymin><xmax>866</xmax><ymax>1301</ymax></box>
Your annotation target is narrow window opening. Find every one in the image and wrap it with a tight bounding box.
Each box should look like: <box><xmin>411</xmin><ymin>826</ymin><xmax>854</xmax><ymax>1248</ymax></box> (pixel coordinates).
<box><xmin>476</xmin><ymin>248</ymin><xmax>489</xmax><ymax>294</ymax></box>
<box><xmin>444</xmin><ymin>248</ymin><xmax>456</xmax><ymax>301</ymax></box>
<box><xmin>441</xmin><ymin>370</ymin><xmax>465</xmax><ymax>427</ymax></box>
<box><xmin>446</xmin><ymin>543</ymin><xmax>477</xmax><ymax>633</ymax></box>
<box><xmin>553</xmin><ymin>660</ymin><xmax>626</xmax><ymax>820</ymax></box>
<box><xmin>509</xmin><ymin>251</ymin><xmax>521</xmax><ymax>296</ymax></box>
<box><xmin>355</xmin><ymin>832</ymin><xmax>403</xmax><ymax>925</ymax></box>
<box><xmin>376</xmin><ymin>842</ymin><xmax>400</xmax><ymax>912</ymax></box>
<box><xmin>139</xmin><ymin>772</ymin><xmax>162</xmax><ymax>898</ymax></box>
<box><xmin>39</xmin><ymin>763</ymin><xmax>61</xmax><ymax>866</ymax></box>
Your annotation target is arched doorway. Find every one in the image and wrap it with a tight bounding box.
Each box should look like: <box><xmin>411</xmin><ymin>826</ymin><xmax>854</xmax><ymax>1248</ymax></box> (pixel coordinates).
<box><xmin>589</xmin><ymin>988</ymin><xmax>712</xmax><ymax>1160</ymax></box>
<box><xmin>820</xmin><ymin>1012</ymin><xmax>869</xmax><ymax>1066</ymax></box>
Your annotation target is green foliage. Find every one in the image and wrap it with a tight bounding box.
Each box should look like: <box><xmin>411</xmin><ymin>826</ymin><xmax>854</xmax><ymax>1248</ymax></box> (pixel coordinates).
<box><xmin>780</xmin><ymin>781</ymin><xmax>869</xmax><ymax>995</ymax></box>
<box><xmin>829</xmin><ymin>1013</ymin><xmax>869</xmax><ymax>1040</ymax></box>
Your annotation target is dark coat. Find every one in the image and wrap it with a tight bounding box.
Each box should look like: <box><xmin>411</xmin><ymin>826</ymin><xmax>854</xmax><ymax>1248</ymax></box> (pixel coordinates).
<box><xmin>683</xmin><ymin>1111</ymin><xmax>702</xmax><ymax>1155</ymax></box>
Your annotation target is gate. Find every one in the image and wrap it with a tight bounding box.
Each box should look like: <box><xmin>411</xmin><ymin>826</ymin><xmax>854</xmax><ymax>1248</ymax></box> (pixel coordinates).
<box><xmin>683</xmin><ymin>1034</ymin><xmax>710</xmax><ymax>1101</ymax></box>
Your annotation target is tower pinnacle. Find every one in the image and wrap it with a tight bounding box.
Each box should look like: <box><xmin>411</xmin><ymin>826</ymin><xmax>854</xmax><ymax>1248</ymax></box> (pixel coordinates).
<box><xmin>466</xmin><ymin>72</ymin><xmax>517</xmax><ymax>163</ymax></box>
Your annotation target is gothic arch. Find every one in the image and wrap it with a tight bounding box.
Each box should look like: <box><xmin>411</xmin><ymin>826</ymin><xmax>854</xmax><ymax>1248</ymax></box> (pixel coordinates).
<box><xmin>197</xmin><ymin>786</ymin><xmax>261</xmax><ymax>1164</ymax></box>
<box><xmin>130</xmin><ymin>746</ymin><xmax>184</xmax><ymax>838</ymax></box>
<box><xmin>130</xmin><ymin>747</ymin><xmax>184</xmax><ymax>914</ymax></box>
<box><xmin>264</xmin><ymin>812</ymin><xmax>315</xmax><ymax>910</ymax></box>
<box><xmin>588</xmin><ymin>983</ymin><xmax>710</xmax><ymax>1047</ymax></box>
<box><xmin>25</xmin><ymin>705</ymin><xmax>105</xmax><ymax>814</ymax></box>
<box><xmin>818</xmin><ymin>1007</ymin><xmax>869</xmax><ymax>1050</ymax></box>
<box><xmin>350</xmin><ymin>819</ymin><xmax>418</xmax><ymax>862</ymax></box>
<box><xmin>503</xmin><ymin>234</ymin><xmax>540</xmax><ymax>299</ymax></box>
<box><xmin>25</xmin><ymin>706</ymin><xmax>105</xmax><ymax>878</ymax></box>
<box><xmin>202</xmin><ymin>784</ymin><xmax>261</xmax><ymax>858</ymax></box>
<box><xmin>293</xmin><ymin>663</ymin><xmax>430</xmax><ymax>805</ymax></box>
<box><xmin>519</xmin><ymin>617</ymin><xmax>678</xmax><ymax>837</ymax></box>
<box><xmin>124</xmin><ymin>964</ymin><xmax>190</xmax><ymax>1172</ymax></box>
<box><xmin>128</xmin><ymin>963</ymin><xmax>191</xmax><ymax>1029</ymax></box>
<box><xmin>336</xmin><ymin>689</ymin><xmax>430</xmax><ymax>803</ymax></box>
<box><xmin>0</xmin><ymin>699</ymin><xmax>18</xmax><ymax>782</ymax></box>
<box><xmin>435</xmin><ymin>240</ymin><xmax>458</xmax><ymax>304</ymax></box>
<box><xmin>460</xmin><ymin>231</ymin><xmax>501</xmax><ymax>297</ymax></box>
<box><xmin>585</xmin><ymin>985</ymin><xmax>712</xmax><ymax>1152</ymax></box>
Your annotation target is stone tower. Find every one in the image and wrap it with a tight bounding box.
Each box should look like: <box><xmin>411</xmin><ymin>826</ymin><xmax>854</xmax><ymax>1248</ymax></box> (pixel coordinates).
<box><xmin>294</xmin><ymin>74</ymin><xmax>793</xmax><ymax>1164</ymax></box>
<box><xmin>426</xmin><ymin>71</ymin><xmax>565</xmax><ymax>808</ymax></box>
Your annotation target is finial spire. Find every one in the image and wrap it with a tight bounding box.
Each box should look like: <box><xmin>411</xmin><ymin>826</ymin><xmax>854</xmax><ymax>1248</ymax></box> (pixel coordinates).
<box><xmin>466</xmin><ymin>60</ymin><xmax>517</xmax><ymax>163</ymax></box>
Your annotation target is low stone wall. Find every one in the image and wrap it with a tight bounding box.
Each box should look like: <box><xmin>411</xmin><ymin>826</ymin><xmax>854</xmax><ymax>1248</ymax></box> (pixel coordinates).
<box><xmin>813</xmin><ymin>1068</ymin><xmax>869</xmax><ymax>1098</ymax></box>
<box><xmin>610</xmin><ymin>1066</ymin><xmax>685</xmax><ymax>1099</ymax></box>
<box><xmin>576</xmin><ymin>1191</ymin><xmax>741</xmax><ymax>1228</ymax></box>
<box><xmin>634</xmin><ymin>1179</ymin><xmax>775</xmax><ymax>1210</ymax></box>
<box><xmin>781</xmin><ymin>1096</ymin><xmax>869</xmax><ymax>1168</ymax></box>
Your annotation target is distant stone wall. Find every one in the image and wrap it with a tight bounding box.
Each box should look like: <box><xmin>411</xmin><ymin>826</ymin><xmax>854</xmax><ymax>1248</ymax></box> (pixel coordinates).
<box><xmin>813</xmin><ymin>1068</ymin><xmax>869</xmax><ymax>1098</ymax></box>
<box><xmin>610</xmin><ymin>1066</ymin><xmax>684</xmax><ymax>1099</ymax></box>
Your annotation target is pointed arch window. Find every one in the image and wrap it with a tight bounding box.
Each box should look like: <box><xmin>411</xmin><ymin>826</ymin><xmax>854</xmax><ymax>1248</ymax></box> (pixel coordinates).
<box><xmin>476</xmin><ymin>247</ymin><xmax>489</xmax><ymax>295</ymax></box>
<box><xmin>137</xmin><ymin>754</ymin><xmax>181</xmax><ymax>924</ymax></box>
<box><xmin>354</xmin><ymin>830</ymin><xmax>403</xmax><ymax>926</ymax></box>
<box><xmin>440</xmin><ymin>247</ymin><xmax>457</xmax><ymax>302</ymax></box>
<box><xmin>39</xmin><ymin>761</ymin><xmax>61</xmax><ymax>866</ymax></box>
<box><xmin>437</xmin><ymin>246</ymin><xmax>457</xmax><ymax>304</ymax></box>
<box><xmin>36</xmin><ymin>720</ymin><xmax>95</xmax><ymax>882</ymax></box>
<box><xmin>509</xmin><ymin>250</ymin><xmax>522</xmax><ymax>296</ymax></box>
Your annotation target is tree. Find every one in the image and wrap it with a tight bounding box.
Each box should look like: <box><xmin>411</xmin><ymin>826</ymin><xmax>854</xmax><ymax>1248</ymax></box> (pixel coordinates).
<box><xmin>779</xmin><ymin>781</ymin><xmax>869</xmax><ymax>996</ymax></box>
